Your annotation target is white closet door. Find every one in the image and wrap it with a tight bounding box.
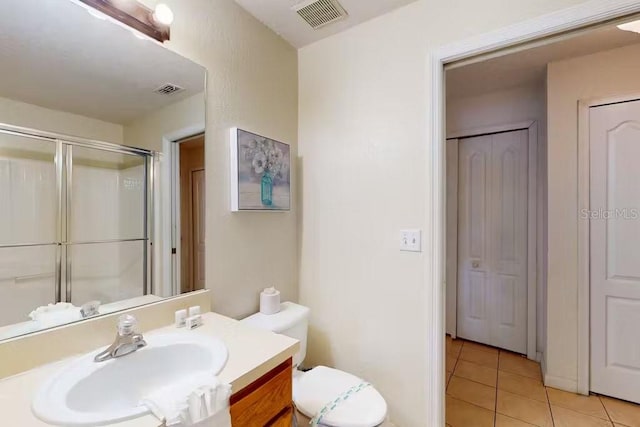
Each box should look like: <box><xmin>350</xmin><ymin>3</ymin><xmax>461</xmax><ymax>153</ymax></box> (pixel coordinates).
<box><xmin>590</xmin><ymin>100</ymin><xmax>640</xmax><ymax>403</ymax></box>
<box><xmin>457</xmin><ymin>130</ymin><xmax>528</xmax><ymax>354</ymax></box>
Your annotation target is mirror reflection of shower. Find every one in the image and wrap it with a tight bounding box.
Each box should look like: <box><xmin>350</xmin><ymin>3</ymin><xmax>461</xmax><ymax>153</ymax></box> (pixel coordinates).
<box><xmin>0</xmin><ymin>0</ymin><xmax>206</xmax><ymax>341</ymax></box>
<box><xmin>0</xmin><ymin>130</ymin><xmax>155</xmax><ymax>339</ymax></box>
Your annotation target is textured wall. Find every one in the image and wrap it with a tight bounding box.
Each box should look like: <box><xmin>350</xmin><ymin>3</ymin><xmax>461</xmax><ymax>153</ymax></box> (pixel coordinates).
<box><xmin>139</xmin><ymin>0</ymin><xmax>299</xmax><ymax>318</ymax></box>
<box><xmin>0</xmin><ymin>96</ymin><xmax>123</xmax><ymax>143</ymax></box>
<box><xmin>123</xmin><ymin>93</ymin><xmax>205</xmax><ymax>151</ymax></box>
<box><xmin>298</xmin><ymin>0</ymin><xmax>586</xmax><ymax>424</ymax></box>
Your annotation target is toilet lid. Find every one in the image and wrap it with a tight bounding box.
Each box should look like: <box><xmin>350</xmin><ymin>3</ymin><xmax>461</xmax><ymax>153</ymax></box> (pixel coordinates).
<box><xmin>293</xmin><ymin>366</ymin><xmax>387</xmax><ymax>427</ymax></box>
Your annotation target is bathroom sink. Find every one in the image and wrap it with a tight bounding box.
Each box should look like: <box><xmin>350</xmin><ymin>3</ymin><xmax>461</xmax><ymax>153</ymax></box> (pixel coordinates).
<box><xmin>32</xmin><ymin>331</ymin><xmax>228</xmax><ymax>426</ymax></box>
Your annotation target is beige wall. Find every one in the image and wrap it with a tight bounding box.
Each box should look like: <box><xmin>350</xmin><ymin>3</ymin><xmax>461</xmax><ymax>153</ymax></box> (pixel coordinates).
<box><xmin>447</xmin><ymin>84</ymin><xmax>545</xmax><ymax>135</ymax></box>
<box><xmin>446</xmin><ymin>83</ymin><xmax>548</xmax><ymax>355</ymax></box>
<box><xmin>0</xmin><ymin>96</ymin><xmax>123</xmax><ymax>143</ymax></box>
<box><xmin>546</xmin><ymin>42</ymin><xmax>640</xmax><ymax>390</ymax></box>
<box><xmin>298</xmin><ymin>0</ymin><xmax>586</xmax><ymax>424</ymax></box>
<box><xmin>123</xmin><ymin>92</ymin><xmax>205</xmax><ymax>151</ymax></box>
<box><xmin>138</xmin><ymin>0</ymin><xmax>299</xmax><ymax>319</ymax></box>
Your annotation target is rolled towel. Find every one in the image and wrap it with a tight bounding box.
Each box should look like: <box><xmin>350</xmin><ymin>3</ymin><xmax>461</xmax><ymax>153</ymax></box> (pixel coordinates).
<box><xmin>28</xmin><ymin>303</ymin><xmax>82</xmax><ymax>327</ymax></box>
<box><xmin>140</xmin><ymin>373</ymin><xmax>231</xmax><ymax>427</ymax></box>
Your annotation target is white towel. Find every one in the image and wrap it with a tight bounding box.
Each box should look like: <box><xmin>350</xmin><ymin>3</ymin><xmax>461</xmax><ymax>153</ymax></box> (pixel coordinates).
<box><xmin>140</xmin><ymin>373</ymin><xmax>231</xmax><ymax>427</ymax></box>
<box><xmin>28</xmin><ymin>302</ymin><xmax>82</xmax><ymax>327</ymax></box>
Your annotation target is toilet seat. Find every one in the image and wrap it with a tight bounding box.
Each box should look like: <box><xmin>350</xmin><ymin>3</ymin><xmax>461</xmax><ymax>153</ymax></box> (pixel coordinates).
<box><xmin>293</xmin><ymin>366</ymin><xmax>387</xmax><ymax>427</ymax></box>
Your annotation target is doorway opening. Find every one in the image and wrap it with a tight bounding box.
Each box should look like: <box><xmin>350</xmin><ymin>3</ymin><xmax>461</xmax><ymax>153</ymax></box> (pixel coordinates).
<box><xmin>170</xmin><ymin>133</ymin><xmax>205</xmax><ymax>295</ymax></box>
<box><xmin>435</xmin><ymin>5</ymin><xmax>640</xmax><ymax>426</ymax></box>
<box><xmin>446</xmin><ymin>123</ymin><xmax>537</xmax><ymax>358</ymax></box>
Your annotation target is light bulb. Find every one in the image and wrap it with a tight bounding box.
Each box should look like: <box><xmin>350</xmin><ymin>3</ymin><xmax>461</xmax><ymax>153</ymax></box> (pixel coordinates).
<box><xmin>153</xmin><ymin>4</ymin><xmax>174</xmax><ymax>26</ymax></box>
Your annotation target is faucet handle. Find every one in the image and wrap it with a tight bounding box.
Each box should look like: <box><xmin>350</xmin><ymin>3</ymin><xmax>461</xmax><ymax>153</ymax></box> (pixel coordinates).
<box><xmin>80</xmin><ymin>300</ymin><xmax>101</xmax><ymax>318</ymax></box>
<box><xmin>117</xmin><ymin>314</ymin><xmax>138</xmax><ymax>336</ymax></box>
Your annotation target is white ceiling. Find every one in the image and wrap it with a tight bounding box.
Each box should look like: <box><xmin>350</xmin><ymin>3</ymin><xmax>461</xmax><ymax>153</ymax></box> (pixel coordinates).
<box><xmin>234</xmin><ymin>0</ymin><xmax>419</xmax><ymax>48</ymax></box>
<box><xmin>0</xmin><ymin>0</ymin><xmax>205</xmax><ymax>125</ymax></box>
<box><xmin>446</xmin><ymin>24</ymin><xmax>640</xmax><ymax>100</ymax></box>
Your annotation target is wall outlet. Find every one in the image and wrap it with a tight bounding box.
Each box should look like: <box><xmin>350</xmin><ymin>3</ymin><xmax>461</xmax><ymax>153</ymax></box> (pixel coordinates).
<box><xmin>400</xmin><ymin>229</ymin><xmax>422</xmax><ymax>252</ymax></box>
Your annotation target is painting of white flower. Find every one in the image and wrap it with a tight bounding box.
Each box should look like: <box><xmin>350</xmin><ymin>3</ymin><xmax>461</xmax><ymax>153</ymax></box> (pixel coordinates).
<box><xmin>230</xmin><ymin>128</ymin><xmax>291</xmax><ymax>211</ymax></box>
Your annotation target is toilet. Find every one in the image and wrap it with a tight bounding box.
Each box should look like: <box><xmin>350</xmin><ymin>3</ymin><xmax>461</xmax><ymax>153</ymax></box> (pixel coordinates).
<box><xmin>242</xmin><ymin>302</ymin><xmax>388</xmax><ymax>427</ymax></box>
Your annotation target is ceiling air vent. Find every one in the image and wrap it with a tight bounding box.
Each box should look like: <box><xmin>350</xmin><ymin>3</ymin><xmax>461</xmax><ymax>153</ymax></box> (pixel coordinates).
<box><xmin>293</xmin><ymin>0</ymin><xmax>348</xmax><ymax>30</ymax></box>
<box><xmin>154</xmin><ymin>83</ymin><xmax>184</xmax><ymax>95</ymax></box>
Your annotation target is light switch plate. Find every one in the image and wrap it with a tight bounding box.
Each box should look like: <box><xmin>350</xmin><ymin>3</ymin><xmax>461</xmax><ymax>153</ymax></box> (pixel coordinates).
<box><xmin>400</xmin><ymin>229</ymin><xmax>422</xmax><ymax>252</ymax></box>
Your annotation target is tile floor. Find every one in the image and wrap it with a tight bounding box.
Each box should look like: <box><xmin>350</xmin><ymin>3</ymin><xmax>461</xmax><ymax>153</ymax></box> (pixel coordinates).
<box><xmin>446</xmin><ymin>336</ymin><xmax>640</xmax><ymax>427</ymax></box>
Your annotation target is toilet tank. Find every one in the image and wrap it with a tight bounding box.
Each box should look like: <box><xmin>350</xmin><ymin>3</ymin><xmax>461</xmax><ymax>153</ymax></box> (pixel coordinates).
<box><xmin>241</xmin><ymin>302</ymin><xmax>310</xmax><ymax>368</ymax></box>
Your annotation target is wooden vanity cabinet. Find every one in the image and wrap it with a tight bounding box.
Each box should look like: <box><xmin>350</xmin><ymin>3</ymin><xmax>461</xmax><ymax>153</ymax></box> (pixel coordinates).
<box><xmin>230</xmin><ymin>358</ymin><xmax>293</xmax><ymax>426</ymax></box>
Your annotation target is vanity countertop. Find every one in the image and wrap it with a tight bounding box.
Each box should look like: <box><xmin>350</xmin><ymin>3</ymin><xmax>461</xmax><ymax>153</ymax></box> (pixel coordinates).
<box><xmin>0</xmin><ymin>311</ymin><xmax>299</xmax><ymax>426</ymax></box>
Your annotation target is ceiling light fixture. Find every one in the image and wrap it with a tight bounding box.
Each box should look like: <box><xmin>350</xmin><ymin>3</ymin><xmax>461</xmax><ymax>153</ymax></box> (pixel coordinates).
<box><xmin>153</xmin><ymin>4</ymin><xmax>174</xmax><ymax>26</ymax></box>
<box><xmin>77</xmin><ymin>0</ymin><xmax>171</xmax><ymax>43</ymax></box>
<box><xmin>617</xmin><ymin>20</ymin><xmax>640</xmax><ymax>34</ymax></box>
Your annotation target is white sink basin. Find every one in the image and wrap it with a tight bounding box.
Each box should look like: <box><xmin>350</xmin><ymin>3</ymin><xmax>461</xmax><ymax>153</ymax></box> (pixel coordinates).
<box><xmin>32</xmin><ymin>331</ymin><xmax>228</xmax><ymax>426</ymax></box>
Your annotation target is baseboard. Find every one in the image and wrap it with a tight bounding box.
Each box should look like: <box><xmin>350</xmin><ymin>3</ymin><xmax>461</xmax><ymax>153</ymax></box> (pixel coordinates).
<box><xmin>544</xmin><ymin>372</ymin><xmax>578</xmax><ymax>393</ymax></box>
<box><xmin>536</xmin><ymin>351</ymin><xmax>543</xmax><ymax>363</ymax></box>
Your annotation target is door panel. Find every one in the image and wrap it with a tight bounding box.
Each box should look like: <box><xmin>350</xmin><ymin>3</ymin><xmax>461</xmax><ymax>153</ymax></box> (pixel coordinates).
<box><xmin>606</xmin><ymin>122</ymin><xmax>640</xmax><ymax>280</ymax></box>
<box><xmin>590</xmin><ymin>100</ymin><xmax>640</xmax><ymax>402</ymax></box>
<box><xmin>491</xmin><ymin>131</ymin><xmax>528</xmax><ymax>352</ymax></box>
<box><xmin>179</xmin><ymin>136</ymin><xmax>205</xmax><ymax>293</ymax></box>
<box><xmin>446</xmin><ymin>139</ymin><xmax>459</xmax><ymax>336</ymax></box>
<box><xmin>497</xmin><ymin>275</ymin><xmax>516</xmax><ymax>327</ymax></box>
<box><xmin>457</xmin><ymin>130</ymin><xmax>528</xmax><ymax>354</ymax></box>
<box><xmin>458</xmin><ymin>136</ymin><xmax>492</xmax><ymax>345</ymax></box>
<box><xmin>0</xmin><ymin>133</ymin><xmax>57</xmax><ymax>246</ymax></box>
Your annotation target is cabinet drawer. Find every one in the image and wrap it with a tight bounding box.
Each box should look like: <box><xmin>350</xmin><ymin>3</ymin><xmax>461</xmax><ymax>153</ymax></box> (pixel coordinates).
<box><xmin>267</xmin><ymin>406</ymin><xmax>293</xmax><ymax>427</ymax></box>
<box><xmin>230</xmin><ymin>358</ymin><xmax>292</xmax><ymax>427</ymax></box>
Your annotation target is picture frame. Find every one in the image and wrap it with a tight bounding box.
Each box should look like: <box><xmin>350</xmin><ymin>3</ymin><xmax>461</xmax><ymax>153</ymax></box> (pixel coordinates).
<box><xmin>230</xmin><ymin>128</ymin><xmax>291</xmax><ymax>212</ymax></box>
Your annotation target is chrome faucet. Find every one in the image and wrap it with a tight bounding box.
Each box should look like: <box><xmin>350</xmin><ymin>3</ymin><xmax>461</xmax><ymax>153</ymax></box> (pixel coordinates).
<box><xmin>94</xmin><ymin>314</ymin><xmax>147</xmax><ymax>363</ymax></box>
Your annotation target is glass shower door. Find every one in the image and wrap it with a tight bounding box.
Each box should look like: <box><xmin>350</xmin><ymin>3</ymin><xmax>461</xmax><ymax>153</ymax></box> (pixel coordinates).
<box><xmin>0</xmin><ymin>131</ymin><xmax>60</xmax><ymax>327</ymax></box>
<box><xmin>67</xmin><ymin>145</ymin><xmax>148</xmax><ymax>307</ymax></box>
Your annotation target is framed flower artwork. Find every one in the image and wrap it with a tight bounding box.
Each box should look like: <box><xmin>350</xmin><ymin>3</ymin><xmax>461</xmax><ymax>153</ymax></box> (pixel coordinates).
<box><xmin>230</xmin><ymin>128</ymin><xmax>291</xmax><ymax>211</ymax></box>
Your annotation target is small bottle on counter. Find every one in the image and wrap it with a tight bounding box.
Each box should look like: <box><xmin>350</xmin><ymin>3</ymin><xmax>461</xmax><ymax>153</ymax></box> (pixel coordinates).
<box><xmin>175</xmin><ymin>309</ymin><xmax>188</xmax><ymax>328</ymax></box>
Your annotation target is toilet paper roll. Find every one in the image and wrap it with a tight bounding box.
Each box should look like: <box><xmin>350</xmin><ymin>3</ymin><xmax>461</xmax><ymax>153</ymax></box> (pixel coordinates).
<box><xmin>260</xmin><ymin>287</ymin><xmax>281</xmax><ymax>315</ymax></box>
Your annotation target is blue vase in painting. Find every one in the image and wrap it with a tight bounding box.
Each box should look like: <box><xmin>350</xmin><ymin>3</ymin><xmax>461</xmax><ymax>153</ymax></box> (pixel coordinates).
<box><xmin>261</xmin><ymin>173</ymin><xmax>273</xmax><ymax>206</ymax></box>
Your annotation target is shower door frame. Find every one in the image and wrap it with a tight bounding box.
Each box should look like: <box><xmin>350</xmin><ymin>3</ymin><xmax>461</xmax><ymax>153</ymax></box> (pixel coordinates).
<box><xmin>0</xmin><ymin>122</ymin><xmax>156</xmax><ymax>304</ymax></box>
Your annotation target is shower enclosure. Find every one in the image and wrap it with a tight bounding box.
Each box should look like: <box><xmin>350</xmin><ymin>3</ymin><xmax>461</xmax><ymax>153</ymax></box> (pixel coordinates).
<box><xmin>0</xmin><ymin>124</ymin><xmax>155</xmax><ymax>328</ymax></box>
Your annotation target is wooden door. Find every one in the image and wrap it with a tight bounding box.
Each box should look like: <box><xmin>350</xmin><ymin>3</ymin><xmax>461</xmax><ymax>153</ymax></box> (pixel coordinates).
<box><xmin>179</xmin><ymin>135</ymin><xmax>205</xmax><ymax>293</ymax></box>
<box><xmin>457</xmin><ymin>130</ymin><xmax>528</xmax><ymax>354</ymax></box>
<box><xmin>590</xmin><ymin>100</ymin><xmax>640</xmax><ymax>403</ymax></box>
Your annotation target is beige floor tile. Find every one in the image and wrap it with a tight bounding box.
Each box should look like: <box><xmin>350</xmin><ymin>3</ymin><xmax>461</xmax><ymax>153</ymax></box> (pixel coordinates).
<box><xmin>447</xmin><ymin>376</ymin><xmax>496</xmax><ymax>411</ymax></box>
<box><xmin>447</xmin><ymin>355</ymin><xmax>458</xmax><ymax>373</ymax></box>
<box><xmin>498</xmin><ymin>352</ymin><xmax>542</xmax><ymax>380</ymax></box>
<box><xmin>460</xmin><ymin>347</ymin><xmax>499</xmax><ymax>369</ymax></box>
<box><xmin>601</xmin><ymin>396</ymin><xmax>640</xmax><ymax>427</ymax></box>
<box><xmin>447</xmin><ymin>339</ymin><xmax>463</xmax><ymax>358</ymax></box>
<box><xmin>497</xmin><ymin>390</ymin><xmax>553</xmax><ymax>427</ymax></box>
<box><xmin>455</xmin><ymin>360</ymin><xmax>498</xmax><ymax>387</ymax></box>
<box><xmin>546</xmin><ymin>387</ymin><xmax>608</xmax><ymax>419</ymax></box>
<box><xmin>495</xmin><ymin>413</ymin><xmax>537</xmax><ymax>426</ymax></box>
<box><xmin>463</xmin><ymin>341</ymin><xmax>500</xmax><ymax>355</ymax></box>
<box><xmin>446</xmin><ymin>395</ymin><xmax>495</xmax><ymax>427</ymax></box>
<box><xmin>498</xmin><ymin>371</ymin><xmax>547</xmax><ymax>402</ymax></box>
<box><xmin>551</xmin><ymin>405</ymin><xmax>613</xmax><ymax>427</ymax></box>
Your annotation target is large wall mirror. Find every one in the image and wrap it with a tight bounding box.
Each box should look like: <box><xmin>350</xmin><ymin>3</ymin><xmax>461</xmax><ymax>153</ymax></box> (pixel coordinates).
<box><xmin>0</xmin><ymin>0</ymin><xmax>206</xmax><ymax>340</ymax></box>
